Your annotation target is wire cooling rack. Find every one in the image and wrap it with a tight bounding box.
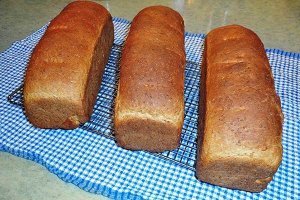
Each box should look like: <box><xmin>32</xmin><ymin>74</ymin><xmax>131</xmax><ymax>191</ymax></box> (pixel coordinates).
<box><xmin>7</xmin><ymin>43</ymin><xmax>202</xmax><ymax>171</ymax></box>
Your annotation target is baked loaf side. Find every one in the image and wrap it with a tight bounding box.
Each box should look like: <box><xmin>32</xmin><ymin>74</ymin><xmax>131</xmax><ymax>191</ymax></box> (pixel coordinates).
<box><xmin>196</xmin><ymin>25</ymin><xmax>283</xmax><ymax>192</ymax></box>
<box><xmin>24</xmin><ymin>1</ymin><xmax>114</xmax><ymax>129</ymax></box>
<box><xmin>114</xmin><ymin>6</ymin><xmax>185</xmax><ymax>152</ymax></box>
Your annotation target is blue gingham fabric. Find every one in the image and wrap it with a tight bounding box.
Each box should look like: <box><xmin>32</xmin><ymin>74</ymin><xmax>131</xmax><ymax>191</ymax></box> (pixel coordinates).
<box><xmin>0</xmin><ymin>17</ymin><xmax>299</xmax><ymax>200</ymax></box>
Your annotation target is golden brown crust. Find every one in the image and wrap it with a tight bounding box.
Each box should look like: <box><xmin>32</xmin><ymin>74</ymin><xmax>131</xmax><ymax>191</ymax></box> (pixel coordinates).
<box><xmin>196</xmin><ymin>25</ymin><xmax>283</xmax><ymax>192</ymax></box>
<box><xmin>114</xmin><ymin>6</ymin><xmax>185</xmax><ymax>152</ymax></box>
<box><xmin>24</xmin><ymin>1</ymin><xmax>114</xmax><ymax>129</ymax></box>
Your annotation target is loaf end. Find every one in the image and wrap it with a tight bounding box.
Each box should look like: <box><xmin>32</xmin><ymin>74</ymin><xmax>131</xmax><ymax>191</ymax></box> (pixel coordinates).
<box><xmin>114</xmin><ymin>116</ymin><xmax>181</xmax><ymax>152</ymax></box>
<box><xmin>195</xmin><ymin>156</ymin><xmax>281</xmax><ymax>192</ymax></box>
<box><xmin>24</xmin><ymin>96</ymin><xmax>89</xmax><ymax>129</ymax></box>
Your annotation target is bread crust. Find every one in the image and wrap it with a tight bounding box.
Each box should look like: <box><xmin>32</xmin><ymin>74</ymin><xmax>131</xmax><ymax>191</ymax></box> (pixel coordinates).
<box><xmin>24</xmin><ymin>1</ymin><xmax>114</xmax><ymax>129</ymax></box>
<box><xmin>114</xmin><ymin>6</ymin><xmax>185</xmax><ymax>152</ymax></box>
<box><xmin>196</xmin><ymin>25</ymin><xmax>283</xmax><ymax>192</ymax></box>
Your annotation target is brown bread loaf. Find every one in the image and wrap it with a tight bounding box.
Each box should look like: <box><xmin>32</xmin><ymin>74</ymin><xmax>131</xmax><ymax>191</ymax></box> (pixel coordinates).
<box><xmin>114</xmin><ymin>6</ymin><xmax>185</xmax><ymax>152</ymax></box>
<box><xmin>24</xmin><ymin>1</ymin><xmax>114</xmax><ymax>129</ymax></box>
<box><xmin>196</xmin><ymin>25</ymin><xmax>283</xmax><ymax>192</ymax></box>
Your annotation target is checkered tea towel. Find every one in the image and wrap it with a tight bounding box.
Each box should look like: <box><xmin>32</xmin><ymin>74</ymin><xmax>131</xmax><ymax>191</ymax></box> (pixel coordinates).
<box><xmin>0</xmin><ymin>18</ymin><xmax>299</xmax><ymax>200</ymax></box>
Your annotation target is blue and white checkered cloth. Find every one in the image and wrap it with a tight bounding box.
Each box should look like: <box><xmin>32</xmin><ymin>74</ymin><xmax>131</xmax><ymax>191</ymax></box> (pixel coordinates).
<box><xmin>0</xmin><ymin>18</ymin><xmax>299</xmax><ymax>200</ymax></box>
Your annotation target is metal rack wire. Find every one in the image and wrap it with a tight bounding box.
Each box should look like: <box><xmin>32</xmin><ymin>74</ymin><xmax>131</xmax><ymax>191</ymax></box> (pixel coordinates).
<box><xmin>7</xmin><ymin>43</ymin><xmax>201</xmax><ymax>171</ymax></box>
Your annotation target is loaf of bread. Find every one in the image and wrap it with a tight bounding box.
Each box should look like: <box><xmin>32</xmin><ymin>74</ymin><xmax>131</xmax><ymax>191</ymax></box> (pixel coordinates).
<box><xmin>196</xmin><ymin>25</ymin><xmax>283</xmax><ymax>192</ymax></box>
<box><xmin>114</xmin><ymin>6</ymin><xmax>185</xmax><ymax>152</ymax></box>
<box><xmin>24</xmin><ymin>1</ymin><xmax>114</xmax><ymax>129</ymax></box>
